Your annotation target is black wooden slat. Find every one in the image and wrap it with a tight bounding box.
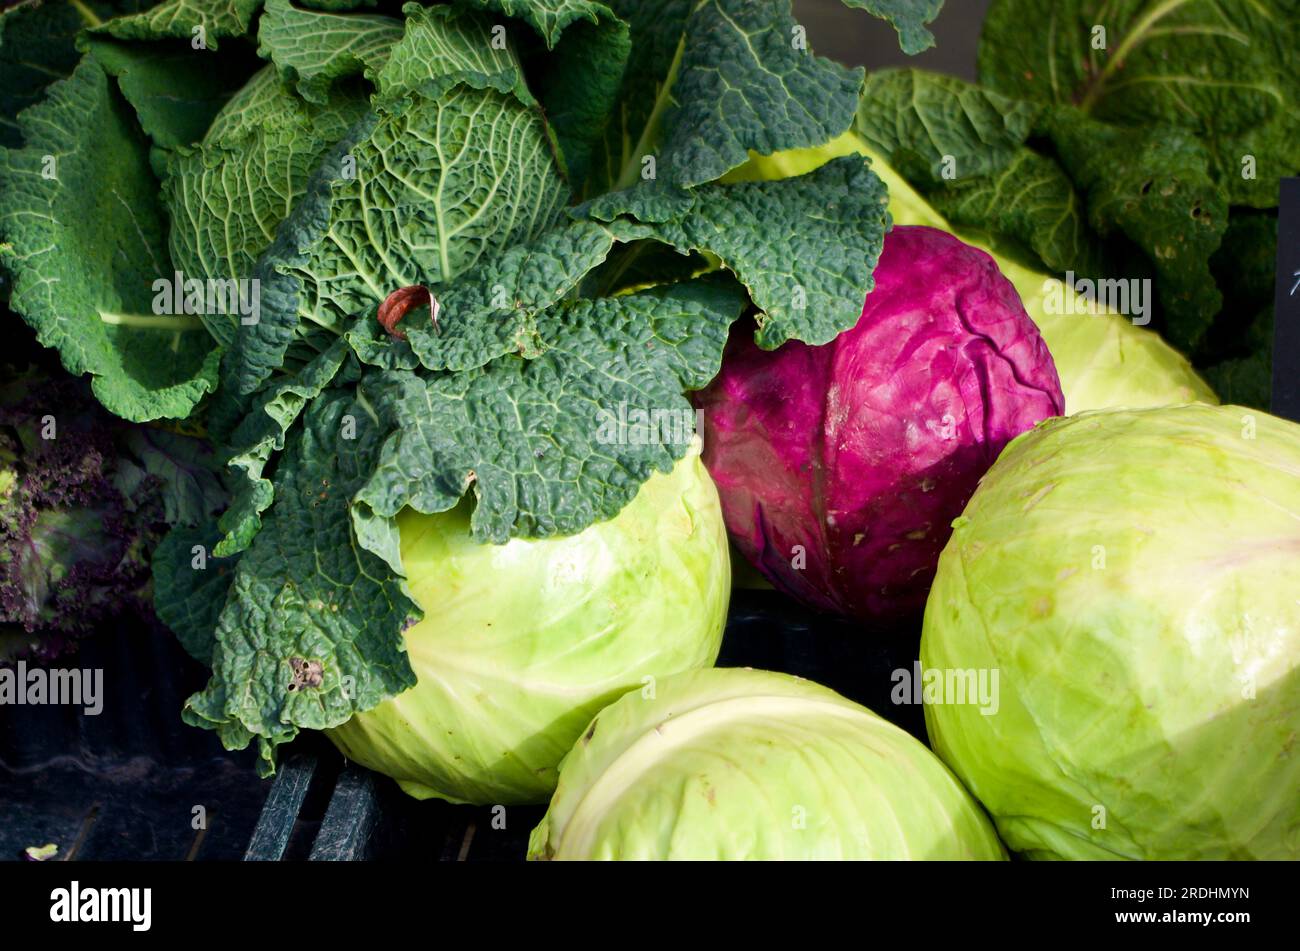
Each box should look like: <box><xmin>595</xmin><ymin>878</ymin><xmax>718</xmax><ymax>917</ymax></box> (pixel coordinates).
<box><xmin>308</xmin><ymin>764</ymin><xmax>380</xmax><ymax>861</ymax></box>
<box><xmin>243</xmin><ymin>752</ymin><xmax>319</xmax><ymax>861</ymax></box>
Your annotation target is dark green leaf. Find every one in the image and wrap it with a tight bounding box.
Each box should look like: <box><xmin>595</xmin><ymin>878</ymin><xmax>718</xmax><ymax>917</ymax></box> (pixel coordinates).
<box><xmin>977</xmin><ymin>0</ymin><xmax>1300</xmax><ymax>207</ymax></box>
<box><xmin>216</xmin><ymin>337</ymin><xmax>353</xmax><ymax>556</ymax></box>
<box><xmin>92</xmin><ymin>0</ymin><xmax>263</xmax><ymax>49</ymax></box>
<box><xmin>1044</xmin><ymin>107</ymin><xmax>1227</xmax><ymax>351</ymax></box>
<box><xmin>161</xmin><ymin>67</ymin><xmax>368</xmax><ymax>348</ymax></box>
<box><xmin>0</xmin><ymin>57</ymin><xmax>218</xmax><ymax>421</ymax></box>
<box><xmin>184</xmin><ymin>386</ymin><xmax>418</xmax><ymax>776</ymax></box>
<box><xmin>153</xmin><ymin>521</ymin><xmax>240</xmax><ymax>666</ymax></box>
<box><xmin>400</xmin><ymin>217</ymin><xmax>644</xmax><ymax>372</ymax></box>
<box><xmin>352</xmin><ymin>278</ymin><xmax>749</xmax><ymax>548</ymax></box>
<box><xmin>232</xmin><ymin>82</ymin><xmax>568</xmax><ymax>395</ymax></box>
<box><xmin>837</xmin><ymin>0</ymin><xmax>942</xmax><ymax>54</ymax></box>
<box><xmin>853</xmin><ymin>68</ymin><xmax>1107</xmax><ymax>277</ymax></box>
<box><xmin>85</xmin><ymin>36</ymin><xmax>258</xmax><ymax>154</ymax></box>
<box><xmin>257</xmin><ymin>0</ymin><xmax>402</xmax><ymax>104</ymax></box>
<box><xmin>583</xmin><ymin>155</ymin><xmax>890</xmax><ymax>348</ymax></box>
<box><xmin>0</xmin><ymin>0</ymin><xmax>151</xmax><ymax>149</ymax></box>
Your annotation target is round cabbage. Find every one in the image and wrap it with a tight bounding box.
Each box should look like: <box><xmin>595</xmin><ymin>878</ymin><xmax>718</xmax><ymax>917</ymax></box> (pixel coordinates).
<box><xmin>327</xmin><ymin>441</ymin><xmax>730</xmax><ymax>805</ymax></box>
<box><xmin>528</xmin><ymin>667</ymin><xmax>1006</xmax><ymax>860</ymax></box>
<box><xmin>922</xmin><ymin>404</ymin><xmax>1300</xmax><ymax>859</ymax></box>
<box><xmin>726</xmin><ymin>133</ymin><xmax>1218</xmax><ymax>414</ymax></box>
<box><xmin>698</xmin><ymin>225</ymin><xmax>1064</xmax><ymax>622</ymax></box>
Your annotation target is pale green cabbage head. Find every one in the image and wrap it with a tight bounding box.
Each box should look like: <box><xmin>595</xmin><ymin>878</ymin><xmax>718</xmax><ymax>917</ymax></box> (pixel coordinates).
<box><xmin>529</xmin><ymin>667</ymin><xmax>1007</xmax><ymax>860</ymax></box>
<box><xmin>922</xmin><ymin>404</ymin><xmax>1300</xmax><ymax>859</ymax></box>
<box><xmin>328</xmin><ymin>440</ymin><xmax>730</xmax><ymax>805</ymax></box>
<box><xmin>726</xmin><ymin>134</ymin><xmax>1218</xmax><ymax>415</ymax></box>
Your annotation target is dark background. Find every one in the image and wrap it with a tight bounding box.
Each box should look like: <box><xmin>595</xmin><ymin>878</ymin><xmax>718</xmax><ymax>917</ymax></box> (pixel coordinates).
<box><xmin>796</xmin><ymin>0</ymin><xmax>991</xmax><ymax>77</ymax></box>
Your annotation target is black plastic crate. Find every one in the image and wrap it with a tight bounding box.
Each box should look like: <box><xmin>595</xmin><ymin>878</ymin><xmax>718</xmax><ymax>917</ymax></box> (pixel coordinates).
<box><xmin>241</xmin><ymin>590</ymin><xmax>927</xmax><ymax>861</ymax></box>
<box><xmin>0</xmin><ymin>621</ymin><xmax>269</xmax><ymax>861</ymax></box>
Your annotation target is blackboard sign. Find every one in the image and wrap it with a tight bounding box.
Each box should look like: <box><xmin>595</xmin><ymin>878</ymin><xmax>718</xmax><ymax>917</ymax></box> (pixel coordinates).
<box><xmin>1272</xmin><ymin>178</ymin><xmax>1300</xmax><ymax>422</ymax></box>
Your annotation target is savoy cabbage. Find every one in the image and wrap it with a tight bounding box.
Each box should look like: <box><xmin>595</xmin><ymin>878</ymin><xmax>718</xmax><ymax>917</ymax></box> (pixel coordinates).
<box><xmin>0</xmin><ymin>0</ymin><xmax>940</xmax><ymax>772</ymax></box>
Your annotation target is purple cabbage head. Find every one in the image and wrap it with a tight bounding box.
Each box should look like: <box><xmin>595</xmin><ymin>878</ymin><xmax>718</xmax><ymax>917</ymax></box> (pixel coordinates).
<box><xmin>697</xmin><ymin>225</ymin><xmax>1065</xmax><ymax>623</ymax></box>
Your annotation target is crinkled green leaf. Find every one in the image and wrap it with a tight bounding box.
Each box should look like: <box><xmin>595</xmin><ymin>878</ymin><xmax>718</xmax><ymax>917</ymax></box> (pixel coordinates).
<box><xmin>184</xmin><ymin>386</ymin><xmax>418</xmax><ymax>777</ymax></box>
<box><xmin>375</xmin><ymin>3</ymin><xmax>532</xmax><ymax>103</ymax></box>
<box><xmin>223</xmin><ymin>7</ymin><xmax>559</xmax><ymax>387</ymax></box>
<box><xmin>84</xmin><ymin>37</ymin><xmax>257</xmax><ymax>154</ymax></box>
<box><xmin>854</xmin><ymin>69</ymin><xmax>1040</xmax><ymax>182</ymax></box>
<box><xmin>92</xmin><ymin>0</ymin><xmax>262</xmax><ymax>49</ymax></box>
<box><xmin>455</xmin><ymin>0</ymin><xmax>612</xmax><ymax>47</ymax></box>
<box><xmin>0</xmin><ymin>0</ymin><xmax>151</xmax><ymax>149</ymax></box>
<box><xmin>924</xmin><ymin>149</ymin><xmax>1111</xmax><ymax>279</ymax></box>
<box><xmin>153</xmin><ymin>521</ymin><xmax>240</xmax><ymax>666</ymax></box>
<box><xmin>203</xmin><ymin>59</ymin><xmax>305</xmax><ymax>141</ymax></box>
<box><xmin>223</xmin><ymin>111</ymin><xmax>376</xmax><ymax>393</ymax></box>
<box><xmin>0</xmin><ymin>57</ymin><xmax>218</xmax><ymax>421</ymax></box>
<box><xmin>161</xmin><ymin>67</ymin><xmax>368</xmax><ymax>348</ymax></box>
<box><xmin>836</xmin><ymin>0</ymin><xmax>942</xmax><ymax>54</ymax></box>
<box><xmin>399</xmin><ymin>217</ymin><xmax>644</xmax><ymax>372</ymax></box>
<box><xmin>853</xmin><ymin>68</ymin><xmax>1107</xmax><ymax>278</ymax></box>
<box><xmin>233</xmin><ymin>83</ymin><xmax>568</xmax><ymax>395</ymax></box>
<box><xmin>1045</xmin><ymin>107</ymin><xmax>1227</xmax><ymax>351</ymax></box>
<box><xmin>521</xmin><ymin>12</ymin><xmax>629</xmax><ymax>186</ymax></box>
<box><xmin>216</xmin><ymin>337</ymin><xmax>353</xmax><ymax>556</ymax></box>
<box><xmin>583</xmin><ymin>155</ymin><xmax>889</xmax><ymax>348</ymax></box>
<box><xmin>588</xmin><ymin>0</ymin><xmax>862</xmax><ymax>194</ymax></box>
<box><xmin>352</xmin><ymin>277</ymin><xmax>749</xmax><ymax>549</ymax></box>
<box><xmin>977</xmin><ymin>0</ymin><xmax>1300</xmax><ymax>207</ymax></box>
<box><xmin>257</xmin><ymin>0</ymin><xmax>402</xmax><ymax>104</ymax></box>
<box><xmin>654</xmin><ymin>0</ymin><xmax>863</xmax><ymax>188</ymax></box>
<box><xmin>581</xmin><ymin>180</ymin><xmax>693</xmax><ymax>224</ymax></box>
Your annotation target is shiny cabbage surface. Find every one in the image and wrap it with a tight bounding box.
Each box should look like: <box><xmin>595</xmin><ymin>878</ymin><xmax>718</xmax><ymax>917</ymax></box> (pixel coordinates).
<box><xmin>328</xmin><ymin>442</ymin><xmax>731</xmax><ymax>805</ymax></box>
<box><xmin>923</xmin><ymin>404</ymin><xmax>1300</xmax><ymax>859</ymax></box>
<box><xmin>529</xmin><ymin>667</ymin><xmax>1007</xmax><ymax>860</ymax></box>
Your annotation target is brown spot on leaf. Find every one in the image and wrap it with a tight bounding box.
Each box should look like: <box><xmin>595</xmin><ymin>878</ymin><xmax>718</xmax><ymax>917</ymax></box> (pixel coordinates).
<box><xmin>286</xmin><ymin>657</ymin><xmax>324</xmax><ymax>692</ymax></box>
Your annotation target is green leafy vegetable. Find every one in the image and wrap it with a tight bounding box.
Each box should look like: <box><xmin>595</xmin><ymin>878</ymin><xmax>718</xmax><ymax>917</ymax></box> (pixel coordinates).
<box><xmin>353</xmin><ymin>278</ymin><xmax>748</xmax><ymax>548</ymax></box>
<box><xmin>854</xmin><ymin>68</ymin><xmax>1107</xmax><ymax>279</ymax></box>
<box><xmin>851</xmin><ymin>1</ymin><xmax>1295</xmax><ymax>407</ymax></box>
<box><xmin>0</xmin><ymin>0</ymin><xmax>926</xmax><ymax>775</ymax></box>
<box><xmin>836</xmin><ymin>0</ymin><xmax>941</xmax><ymax>55</ymax></box>
<box><xmin>152</xmin><ymin>522</ymin><xmax>238</xmax><ymax>666</ymax></box>
<box><xmin>0</xmin><ymin>56</ymin><xmax>219</xmax><ymax>421</ymax></box>
<box><xmin>91</xmin><ymin>0</ymin><xmax>262</xmax><ymax>48</ymax></box>
<box><xmin>214</xmin><ymin>337</ymin><xmax>354</xmax><ymax>556</ymax></box>
<box><xmin>184</xmin><ymin>386</ymin><xmax>419</xmax><ymax>774</ymax></box>
<box><xmin>978</xmin><ymin>0</ymin><xmax>1300</xmax><ymax>208</ymax></box>
<box><xmin>585</xmin><ymin>156</ymin><xmax>889</xmax><ymax>348</ymax></box>
<box><xmin>257</xmin><ymin>0</ymin><xmax>402</xmax><ymax>104</ymax></box>
<box><xmin>0</xmin><ymin>0</ymin><xmax>151</xmax><ymax>149</ymax></box>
